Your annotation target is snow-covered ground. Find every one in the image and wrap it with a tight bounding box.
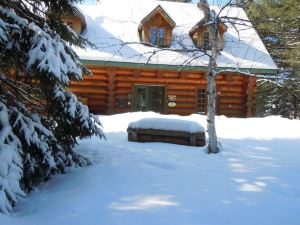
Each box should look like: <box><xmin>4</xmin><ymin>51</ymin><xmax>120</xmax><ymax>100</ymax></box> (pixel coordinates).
<box><xmin>1</xmin><ymin>112</ymin><xmax>300</xmax><ymax>225</ymax></box>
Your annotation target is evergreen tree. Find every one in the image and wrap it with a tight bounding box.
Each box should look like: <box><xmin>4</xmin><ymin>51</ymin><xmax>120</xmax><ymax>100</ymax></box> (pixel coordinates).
<box><xmin>247</xmin><ymin>0</ymin><xmax>300</xmax><ymax>119</ymax></box>
<box><xmin>0</xmin><ymin>0</ymin><xmax>104</xmax><ymax>213</ymax></box>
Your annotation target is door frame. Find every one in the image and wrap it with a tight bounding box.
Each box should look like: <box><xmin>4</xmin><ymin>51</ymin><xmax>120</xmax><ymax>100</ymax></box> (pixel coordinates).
<box><xmin>133</xmin><ymin>84</ymin><xmax>165</xmax><ymax>113</ymax></box>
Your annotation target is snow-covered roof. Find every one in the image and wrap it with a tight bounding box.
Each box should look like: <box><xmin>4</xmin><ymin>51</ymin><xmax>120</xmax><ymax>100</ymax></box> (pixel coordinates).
<box><xmin>75</xmin><ymin>0</ymin><xmax>277</xmax><ymax>74</ymax></box>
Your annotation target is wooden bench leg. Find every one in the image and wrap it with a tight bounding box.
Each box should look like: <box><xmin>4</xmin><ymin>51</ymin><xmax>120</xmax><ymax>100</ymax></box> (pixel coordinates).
<box><xmin>190</xmin><ymin>134</ymin><xmax>196</xmax><ymax>146</ymax></box>
<box><xmin>131</xmin><ymin>129</ymin><xmax>138</xmax><ymax>142</ymax></box>
<box><xmin>128</xmin><ymin>128</ymin><xmax>138</xmax><ymax>142</ymax></box>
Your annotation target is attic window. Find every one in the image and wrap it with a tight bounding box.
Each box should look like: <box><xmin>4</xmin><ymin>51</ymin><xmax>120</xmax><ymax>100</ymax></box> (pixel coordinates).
<box><xmin>189</xmin><ymin>20</ymin><xmax>227</xmax><ymax>51</ymax></box>
<box><xmin>203</xmin><ymin>32</ymin><xmax>210</xmax><ymax>49</ymax></box>
<box><xmin>150</xmin><ymin>28</ymin><xmax>157</xmax><ymax>45</ymax></box>
<box><xmin>149</xmin><ymin>27</ymin><xmax>165</xmax><ymax>46</ymax></box>
<box><xmin>159</xmin><ymin>28</ymin><xmax>165</xmax><ymax>46</ymax></box>
<box><xmin>139</xmin><ymin>5</ymin><xmax>176</xmax><ymax>48</ymax></box>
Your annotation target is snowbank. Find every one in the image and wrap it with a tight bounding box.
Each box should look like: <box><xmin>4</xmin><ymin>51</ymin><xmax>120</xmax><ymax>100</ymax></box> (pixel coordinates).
<box><xmin>1</xmin><ymin>112</ymin><xmax>300</xmax><ymax>225</ymax></box>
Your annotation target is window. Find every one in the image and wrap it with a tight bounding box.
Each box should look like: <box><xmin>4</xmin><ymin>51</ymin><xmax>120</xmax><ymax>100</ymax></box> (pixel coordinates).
<box><xmin>149</xmin><ymin>27</ymin><xmax>165</xmax><ymax>47</ymax></box>
<box><xmin>150</xmin><ymin>28</ymin><xmax>157</xmax><ymax>45</ymax></box>
<box><xmin>159</xmin><ymin>28</ymin><xmax>165</xmax><ymax>46</ymax></box>
<box><xmin>197</xmin><ymin>88</ymin><xmax>206</xmax><ymax>114</ymax></box>
<box><xmin>203</xmin><ymin>32</ymin><xmax>210</xmax><ymax>49</ymax></box>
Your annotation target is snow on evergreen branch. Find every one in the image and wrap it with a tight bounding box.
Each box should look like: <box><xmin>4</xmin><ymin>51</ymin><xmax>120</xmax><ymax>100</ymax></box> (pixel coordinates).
<box><xmin>0</xmin><ymin>102</ymin><xmax>24</xmax><ymax>214</ymax></box>
<box><xmin>10</xmin><ymin>106</ymin><xmax>57</xmax><ymax>170</ymax></box>
<box><xmin>0</xmin><ymin>7</ymin><xmax>85</xmax><ymax>83</ymax></box>
<box><xmin>52</xmin><ymin>86</ymin><xmax>104</xmax><ymax>137</ymax></box>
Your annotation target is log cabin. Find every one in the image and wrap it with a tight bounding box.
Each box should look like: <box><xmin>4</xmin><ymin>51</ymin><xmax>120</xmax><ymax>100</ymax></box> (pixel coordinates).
<box><xmin>63</xmin><ymin>0</ymin><xmax>277</xmax><ymax>117</ymax></box>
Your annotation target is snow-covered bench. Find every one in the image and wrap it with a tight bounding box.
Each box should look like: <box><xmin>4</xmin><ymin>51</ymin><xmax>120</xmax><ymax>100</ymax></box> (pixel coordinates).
<box><xmin>127</xmin><ymin>118</ymin><xmax>206</xmax><ymax>147</ymax></box>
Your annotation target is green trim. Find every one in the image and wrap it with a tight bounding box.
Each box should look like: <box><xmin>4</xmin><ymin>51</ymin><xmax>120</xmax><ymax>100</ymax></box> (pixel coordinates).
<box><xmin>80</xmin><ymin>59</ymin><xmax>278</xmax><ymax>75</ymax></box>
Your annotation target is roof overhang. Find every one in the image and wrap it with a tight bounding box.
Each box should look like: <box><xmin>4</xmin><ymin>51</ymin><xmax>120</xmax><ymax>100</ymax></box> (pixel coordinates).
<box><xmin>80</xmin><ymin>59</ymin><xmax>278</xmax><ymax>75</ymax></box>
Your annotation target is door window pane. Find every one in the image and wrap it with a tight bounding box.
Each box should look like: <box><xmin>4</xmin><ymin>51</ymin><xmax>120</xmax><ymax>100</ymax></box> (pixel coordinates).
<box><xmin>149</xmin><ymin>86</ymin><xmax>164</xmax><ymax>113</ymax></box>
<box><xmin>136</xmin><ymin>87</ymin><xmax>147</xmax><ymax>111</ymax></box>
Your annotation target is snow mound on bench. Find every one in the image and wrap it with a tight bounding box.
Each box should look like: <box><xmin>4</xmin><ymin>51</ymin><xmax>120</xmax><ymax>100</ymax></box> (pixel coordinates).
<box><xmin>128</xmin><ymin>118</ymin><xmax>205</xmax><ymax>133</ymax></box>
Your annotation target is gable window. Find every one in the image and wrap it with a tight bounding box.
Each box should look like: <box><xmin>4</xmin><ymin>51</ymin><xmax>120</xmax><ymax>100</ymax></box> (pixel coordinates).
<box><xmin>159</xmin><ymin>28</ymin><xmax>165</xmax><ymax>46</ymax></box>
<box><xmin>139</xmin><ymin>5</ymin><xmax>175</xmax><ymax>48</ymax></box>
<box><xmin>149</xmin><ymin>27</ymin><xmax>165</xmax><ymax>47</ymax></box>
<box><xmin>190</xmin><ymin>21</ymin><xmax>227</xmax><ymax>50</ymax></box>
<box><xmin>203</xmin><ymin>32</ymin><xmax>210</xmax><ymax>49</ymax></box>
<box><xmin>197</xmin><ymin>88</ymin><xmax>206</xmax><ymax>114</ymax></box>
<box><xmin>150</xmin><ymin>28</ymin><xmax>157</xmax><ymax>45</ymax></box>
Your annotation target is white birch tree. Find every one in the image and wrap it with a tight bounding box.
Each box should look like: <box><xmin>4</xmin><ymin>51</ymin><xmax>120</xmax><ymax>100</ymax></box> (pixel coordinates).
<box><xmin>198</xmin><ymin>0</ymin><xmax>220</xmax><ymax>153</ymax></box>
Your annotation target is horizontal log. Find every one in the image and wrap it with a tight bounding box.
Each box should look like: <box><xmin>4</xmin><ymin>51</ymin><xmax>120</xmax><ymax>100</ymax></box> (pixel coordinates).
<box><xmin>216</xmin><ymin>80</ymin><xmax>245</xmax><ymax>85</ymax></box>
<box><xmin>219</xmin><ymin>104</ymin><xmax>244</xmax><ymax>110</ymax></box>
<box><xmin>114</xmin><ymin>76</ymin><xmax>206</xmax><ymax>85</ymax></box>
<box><xmin>70</xmin><ymin>88</ymin><xmax>108</xmax><ymax>94</ymax></box>
<box><xmin>71</xmin><ymin>81</ymin><xmax>108</xmax><ymax>87</ymax></box>
<box><xmin>140</xmin><ymin>71</ymin><xmax>156</xmax><ymax>77</ymax></box>
<box><xmin>185</xmin><ymin>74</ymin><xmax>204</xmax><ymax>79</ymax></box>
<box><xmin>115</xmin><ymin>82</ymin><xmax>133</xmax><ymax>88</ymax></box>
<box><xmin>218</xmin><ymin>92</ymin><xmax>245</xmax><ymax>97</ymax></box>
<box><xmin>115</xmin><ymin>70</ymin><xmax>135</xmax><ymax>75</ymax></box>
<box><xmin>163</xmin><ymin>73</ymin><xmax>179</xmax><ymax>78</ymax></box>
<box><xmin>114</xmin><ymin>88</ymin><xmax>132</xmax><ymax>94</ymax></box>
<box><xmin>168</xmin><ymin>85</ymin><xmax>196</xmax><ymax>90</ymax></box>
<box><xmin>88</xmin><ymin>68</ymin><xmax>109</xmax><ymax>74</ymax></box>
<box><xmin>167</xmin><ymin>90</ymin><xmax>196</xmax><ymax>97</ymax></box>
<box><xmin>136</xmin><ymin>128</ymin><xmax>204</xmax><ymax>137</ymax></box>
<box><xmin>88</xmin><ymin>101</ymin><xmax>108</xmax><ymax>107</ymax></box>
<box><xmin>127</xmin><ymin>127</ymin><xmax>205</xmax><ymax>147</ymax></box>
<box><xmin>219</xmin><ymin>86</ymin><xmax>246</xmax><ymax>93</ymax></box>
<box><xmin>88</xmin><ymin>105</ymin><xmax>107</xmax><ymax>111</ymax></box>
<box><xmin>75</xmin><ymin>93</ymin><xmax>108</xmax><ymax>99</ymax></box>
<box><xmin>172</xmin><ymin>103</ymin><xmax>195</xmax><ymax>108</ymax></box>
<box><xmin>219</xmin><ymin>97</ymin><xmax>245</xmax><ymax>104</ymax></box>
<box><xmin>173</xmin><ymin>97</ymin><xmax>196</xmax><ymax>103</ymax></box>
<box><xmin>138</xmin><ymin>135</ymin><xmax>190</xmax><ymax>145</ymax></box>
<box><xmin>217</xmin><ymin>74</ymin><xmax>247</xmax><ymax>81</ymax></box>
<box><xmin>82</xmin><ymin>75</ymin><xmax>108</xmax><ymax>81</ymax></box>
<box><xmin>218</xmin><ymin>109</ymin><xmax>243</xmax><ymax>115</ymax></box>
<box><xmin>167</xmin><ymin>108</ymin><xmax>195</xmax><ymax>114</ymax></box>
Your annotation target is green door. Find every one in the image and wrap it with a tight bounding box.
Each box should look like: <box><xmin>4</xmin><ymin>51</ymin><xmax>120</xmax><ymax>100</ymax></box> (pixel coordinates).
<box><xmin>135</xmin><ymin>85</ymin><xmax>165</xmax><ymax>113</ymax></box>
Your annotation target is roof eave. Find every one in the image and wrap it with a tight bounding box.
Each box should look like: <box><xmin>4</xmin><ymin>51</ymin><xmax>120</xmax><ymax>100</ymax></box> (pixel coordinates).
<box><xmin>80</xmin><ymin>59</ymin><xmax>278</xmax><ymax>75</ymax></box>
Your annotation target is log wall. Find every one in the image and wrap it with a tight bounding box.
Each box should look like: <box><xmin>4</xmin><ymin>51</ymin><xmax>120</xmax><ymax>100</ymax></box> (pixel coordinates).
<box><xmin>69</xmin><ymin>65</ymin><xmax>256</xmax><ymax>117</ymax></box>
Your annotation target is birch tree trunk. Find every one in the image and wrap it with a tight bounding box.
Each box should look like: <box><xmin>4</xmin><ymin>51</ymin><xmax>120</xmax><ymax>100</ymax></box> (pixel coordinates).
<box><xmin>207</xmin><ymin>26</ymin><xmax>219</xmax><ymax>154</ymax></box>
<box><xmin>199</xmin><ymin>0</ymin><xmax>220</xmax><ymax>153</ymax></box>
